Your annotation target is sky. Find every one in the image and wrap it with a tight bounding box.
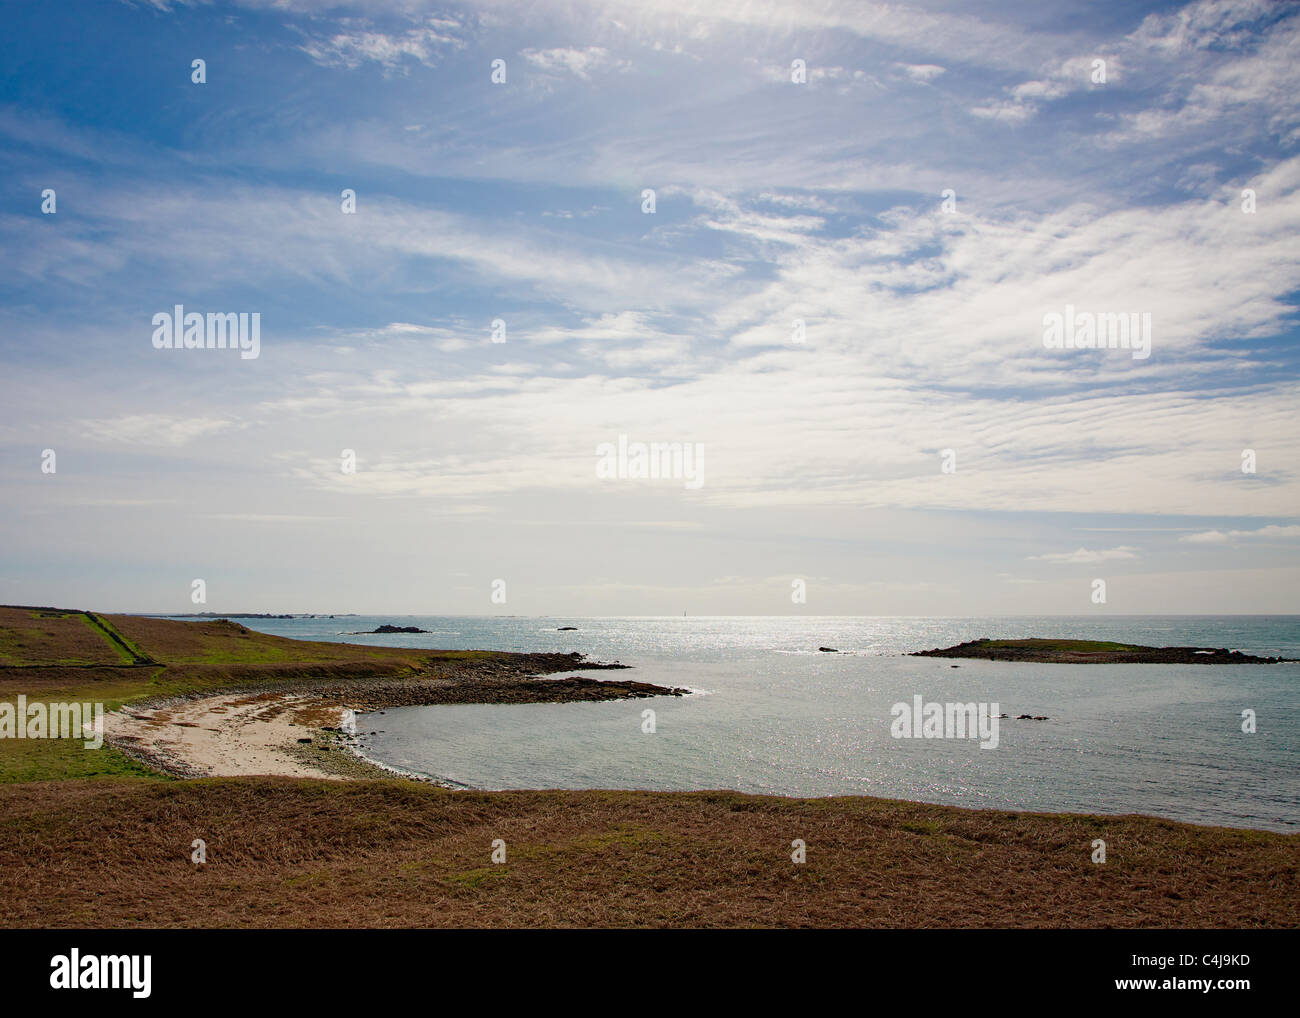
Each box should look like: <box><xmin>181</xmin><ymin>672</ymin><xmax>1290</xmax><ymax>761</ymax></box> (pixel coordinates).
<box><xmin>1</xmin><ymin>0</ymin><xmax>1298</xmax><ymax>615</ymax></box>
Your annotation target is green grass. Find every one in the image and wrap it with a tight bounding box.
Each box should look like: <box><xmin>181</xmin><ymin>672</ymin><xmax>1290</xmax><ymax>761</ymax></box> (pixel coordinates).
<box><xmin>1</xmin><ymin>667</ymin><xmax>182</xmax><ymax>711</ymax></box>
<box><xmin>79</xmin><ymin>613</ymin><xmax>138</xmax><ymax>664</ymax></box>
<box><xmin>84</xmin><ymin>613</ymin><xmax>153</xmax><ymax>664</ymax></box>
<box><xmin>447</xmin><ymin>866</ymin><xmax>509</xmax><ymax>889</ymax></box>
<box><xmin>0</xmin><ymin>736</ymin><xmax>164</xmax><ymax>783</ymax></box>
<box><xmin>981</xmin><ymin>639</ymin><xmax>1144</xmax><ymax>652</ymax></box>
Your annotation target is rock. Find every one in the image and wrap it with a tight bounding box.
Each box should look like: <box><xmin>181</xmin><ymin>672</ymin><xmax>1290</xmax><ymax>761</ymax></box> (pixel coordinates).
<box><xmin>296</xmin><ymin>737</ymin><xmax>312</xmax><ymax>744</ymax></box>
<box><xmin>818</xmin><ymin>647</ymin><xmax>838</xmax><ymax>653</ymax></box>
<box><xmin>1017</xmin><ymin>714</ymin><xmax>1033</xmax><ymax>720</ymax></box>
<box><xmin>370</xmin><ymin>624</ymin><xmax>429</xmax><ymax>634</ymax></box>
<box><xmin>557</xmin><ymin>626</ymin><xmax>578</xmax><ymax>631</ymax></box>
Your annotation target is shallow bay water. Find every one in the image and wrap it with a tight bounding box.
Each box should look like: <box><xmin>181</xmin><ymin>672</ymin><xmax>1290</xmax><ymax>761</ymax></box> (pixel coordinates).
<box><xmin>222</xmin><ymin>615</ymin><xmax>1299</xmax><ymax>831</ymax></box>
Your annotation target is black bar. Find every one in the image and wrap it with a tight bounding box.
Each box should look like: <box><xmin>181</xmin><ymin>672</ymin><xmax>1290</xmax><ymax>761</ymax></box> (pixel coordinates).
<box><xmin>0</xmin><ymin>929</ymin><xmax>1290</xmax><ymax>1005</ymax></box>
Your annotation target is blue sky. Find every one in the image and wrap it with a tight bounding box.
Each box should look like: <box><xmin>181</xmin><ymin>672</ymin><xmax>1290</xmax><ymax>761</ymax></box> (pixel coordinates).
<box><xmin>1</xmin><ymin>0</ymin><xmax>1298</xmax><ymax>614</ymax></box>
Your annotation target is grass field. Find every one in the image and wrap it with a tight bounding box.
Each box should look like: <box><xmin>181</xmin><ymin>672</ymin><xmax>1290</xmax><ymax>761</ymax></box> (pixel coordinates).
<box><xmin>0</xmin><ymin>607</ymin><xmax>528</xmax><ymax>784</ymax></box>
<box><xmin>0</xmin><ymin>778</ymin><xmax>1295</xmax><ymax>928</ymax></box>
<box><xmin>0</xmin><ymin>605</ymin><xmax>454</xmax><ymax>696</ymax></box>
<box><xmin>0</xmin><ymin>607</ymin><xmax>138</xmax><ymax>667</ymax></box>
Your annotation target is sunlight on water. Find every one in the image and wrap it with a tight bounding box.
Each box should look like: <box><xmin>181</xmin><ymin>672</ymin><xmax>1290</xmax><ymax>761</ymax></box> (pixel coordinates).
<box><xmin>228</xmin><ymin>615</ymin><xmax>1299</xmax><ymax>831</ymax></box>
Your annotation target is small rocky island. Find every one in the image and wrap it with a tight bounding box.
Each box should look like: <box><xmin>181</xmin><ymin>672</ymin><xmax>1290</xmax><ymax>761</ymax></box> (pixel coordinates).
<box><xmin>912</xmin><ymin>638</ymin><xmax>1295</xmax><ymax>664</ymax></box>
<box><xmin>367</xmin><ymin>624</ymin><xmax>430</xmax><ymax>634</ymax></box>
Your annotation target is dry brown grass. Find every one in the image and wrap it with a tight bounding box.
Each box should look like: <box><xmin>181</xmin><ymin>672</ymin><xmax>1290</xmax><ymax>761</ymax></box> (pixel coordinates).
<box><xmin>0</xmin><ymin>607</ymin><xmax>133</xmax><ymax>667</ymax></box>
<box><xmin>101</xmin><ymin>614</ymin><xmax>439</xmax><ymax>666</ymax></box>
<box><xmin>0</xmin><ymin>778</ymin><xmax>1294</xmax><ymax>928</ymax></box>
<box><xmin>0</xmin><ymin>611</ymin><xmax>608</xmax><ymax>710</ymax></box>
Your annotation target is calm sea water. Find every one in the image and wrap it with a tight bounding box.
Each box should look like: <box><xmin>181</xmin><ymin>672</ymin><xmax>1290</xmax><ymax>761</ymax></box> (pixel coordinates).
<box><xmin>213</xmin><ymin>615</ymin><xmax>1299</xmax><ymax>832</ymax></box>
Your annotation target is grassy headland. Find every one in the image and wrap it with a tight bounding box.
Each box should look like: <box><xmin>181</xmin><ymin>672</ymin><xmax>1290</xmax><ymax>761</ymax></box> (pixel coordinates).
<box><xmin>0</xmin><ymin>605</ymin><xmax>677</xmax><ymax>783</ymax></box>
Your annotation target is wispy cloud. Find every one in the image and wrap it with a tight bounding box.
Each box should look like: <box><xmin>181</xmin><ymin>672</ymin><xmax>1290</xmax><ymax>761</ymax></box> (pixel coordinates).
<box><xmin>1181</xmin><ymin>525</ymin><xmax>1300</xmax><ymax>544</ymax></box>
<box><xmin>4</xmin><ymin>0</ymin><xmax>1300</xmax><ymax>612</ymax></box>
<box><xmin>519</xmin><ymin>46</ymin><xmax>630</xmax><ymax>79</ymax></box>
<box><xmin>298</xmin><ymin>16</ymin><xmax>465</xmax><ymax>72</ymax></box>
<box><xmin>79</xmin><ymin>414</ymin><xmax>244</xmax><ymax>448</ymax></box>
<box><xmin>1029</xmin><ymin>547</ymin><xmax>1140</xmax><ymax>565</ymax></box>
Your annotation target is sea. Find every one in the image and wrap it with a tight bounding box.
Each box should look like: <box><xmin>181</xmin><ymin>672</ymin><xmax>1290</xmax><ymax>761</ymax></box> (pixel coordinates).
<box><xmin>197</xmin><ymin>615</ymin><xmax>1299</xmax><ymax>832</ymax></box>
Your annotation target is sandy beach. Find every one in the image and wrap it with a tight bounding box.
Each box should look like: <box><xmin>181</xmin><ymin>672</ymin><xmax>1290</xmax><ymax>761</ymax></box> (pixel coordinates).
<box><xmin>106</xmin><ymin>692</ymin><xmax>357</xmax><ymax>780</ymax></box>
